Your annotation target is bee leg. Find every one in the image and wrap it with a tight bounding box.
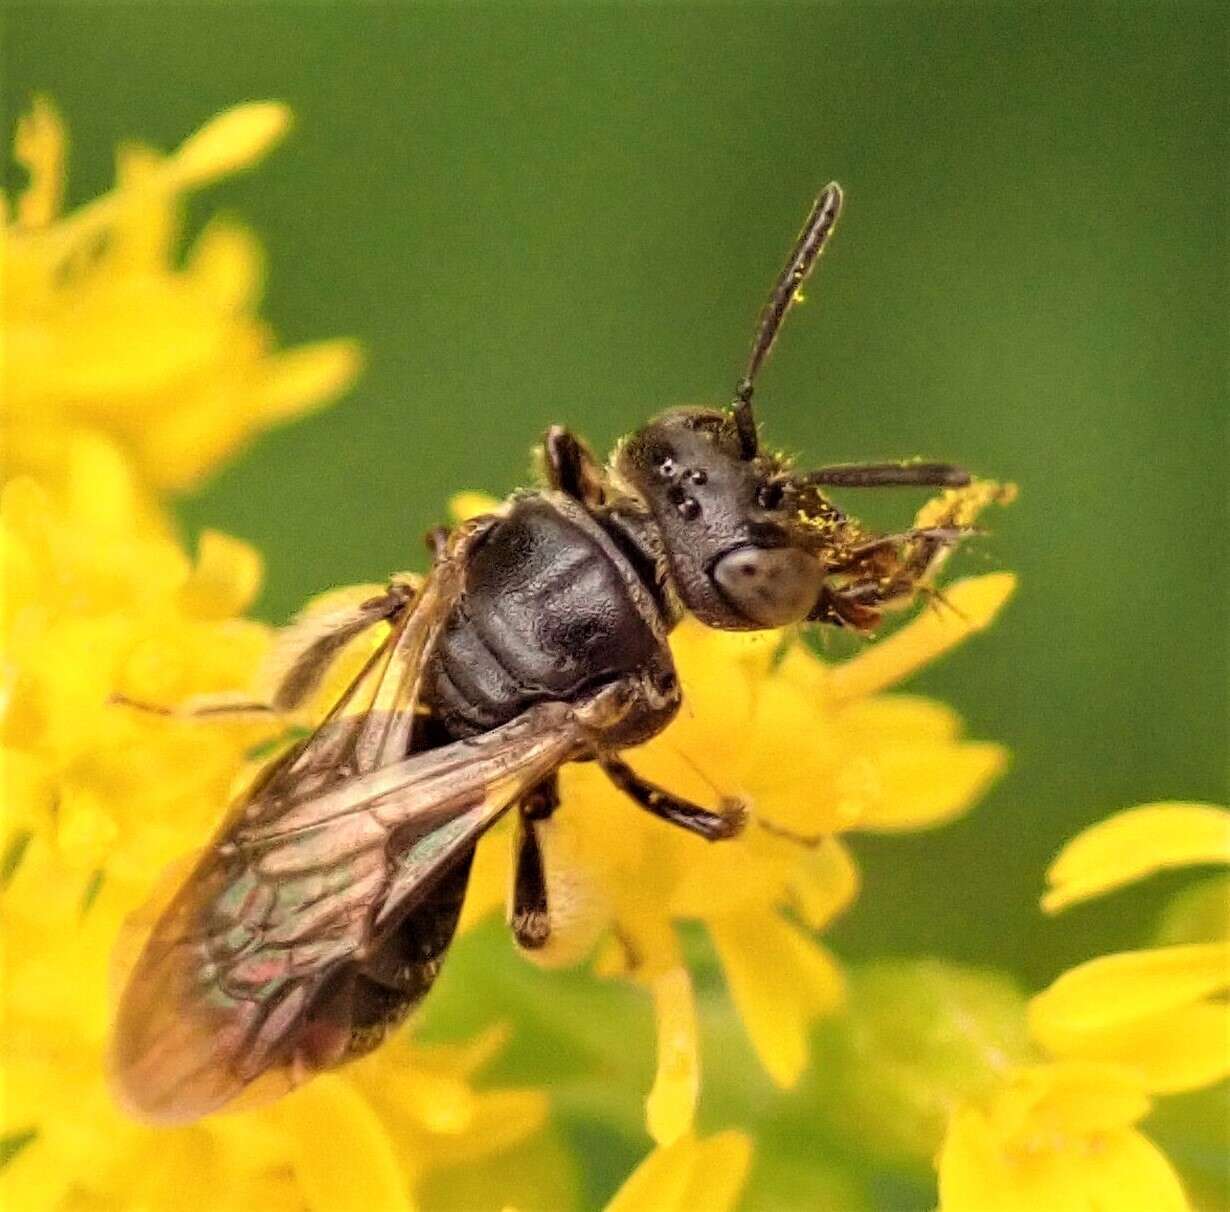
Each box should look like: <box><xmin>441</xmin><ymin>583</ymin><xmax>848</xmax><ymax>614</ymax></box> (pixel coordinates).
<box><xmin>828</xmin><ymin>526</ymin><xmax>977</xmax><ymax>572</ymax></box>
<box><xmin>112</xmin><ymin>582</ymin><xmax>417</xmax><ymax>720</ymax></box>
<box><xmin>810</xmin><ymin>520</ymin><xmax>974</xmax><ymax>628</ymax></box>
<box><xmin>110</xmin><ymin>692</ymin><xmax>280</xmax><ymax>720</ymax></box>
<box><xmin>798</xmin><ymin>461</ymin><xmax>972</xmax><ymax>489</ymax></box>
<box><xmin>509</xmin><ymin>775</ymin><xmax>559</xmax><ymax>950</ymax></box>
<box><xmin>541</xmin><ymin>425</ymin><xmax>607</xmax><ymax>507</ymax></box>
<box><xmin>260</xmin><ymin>581</ymin><xmax>418</xmax><ymax>711</ymax></box>
<box><xmin>424</xmin><ymin>526</ymin><xmax>450</xmax><ymax>561</ymax></box>
<box><xmin>598</xmin><ymin>755</ymin><xmax>746</xmax><ymax>841</ymax></box>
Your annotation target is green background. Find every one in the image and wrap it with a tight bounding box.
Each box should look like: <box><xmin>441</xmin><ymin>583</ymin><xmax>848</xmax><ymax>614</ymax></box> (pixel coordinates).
<box><xmin>6</xmin><ymin>3</ymin><xmax>1226</xmax><ymax>1208</ymax></box>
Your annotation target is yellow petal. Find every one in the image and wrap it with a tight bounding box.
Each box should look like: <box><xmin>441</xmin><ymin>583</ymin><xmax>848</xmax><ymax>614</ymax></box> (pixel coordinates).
<box><xmin>605</xmin><ymin>1131</ymin><xmax>752</xmax><ymax>1212</ymax></box>
<box><xmin>281</xmin><ymin>1076</ymin><xmax>411</xmax><ymax>1212</ymax></box>
<box><xmin>1018</xmin><ymin>1061</ymin><xmax>1152</xmax><ymax>1135</ymax></box>
<box><xmin>710</xmin><ymin>910</ymin><xmax>842</xmax><ymax>1087</ymax></box>
<box><xmin>939</xmin><ymin>1102</ymin><xmax>1054</xmax><ymax>1212</ymax></box>
<box><xmin>645</xmin><ymin>965</ymin><xmax>699</xmax><ymax>1145</ymax></box>
<box><xmin>937</xmin><ymin>1103</ymin><xmax>1187</xmax><ymax>1212</ymax></box>
<box><xmin>167</xmin><ymin>101</ymin><xmax>293</xmax><ymax>190</ymax></box>
<box><xmin>1075</xmin><ymin>1126</ymin><xmax>1190</xmax><ymax>1212</ymax></box>
<box><xmin>389</xmin><ymin>1067</ymin><xmax>477</xmax><ymax>1135</ymax></box>
<box><xmin>666</xmin><ymin>831</ymin><xmax>785</xmax><ymax>920</ymax></box>
<box><xmin>788</xmin><ymin>835</ymin><xmax>860</xmax><ymax>930</ymax></box>
<box><xmin>1</xmin><ymin>749</ymin><xmax>55</xmax><ymax>834</ymax></box>
<box><xmin>14</xmin><ymin>94</ymin><xmax>65</xmax><ymax>228</ymax></box>
<box><xmin>614</xmin><ymin>908</ymin><xmax>684</xmax><ymax>982</ymax></box>
<box><xmin>1029</xmin><ymin>943</ymin><xmax>1230</xmax><ymax>1045</ymax></box>
<box><xmin>679</xmin><ymin>1130</ymin><xmax>753</xmax><ymax>1212</ymax></box>
<box><xmin>1042</xmin><ymin>802</ymin><xmax>1230</xmax><ymax>913</ymax></box>
<box><xmin>604</xmin><ymin>1135</ymin><xmax>696</xmax><ymax>1212</ymax></box>
<box><xmin>1035</xmin><ymin>997</ymin><xmax>1229</xmax><ymax>1094</ymax></box>
<box><xmin>449</xmin><ymin>491</ymin><xmax>502</xmax><ymax>522</ymax></box>
<box><xmin>857</xmin><ymin>741</ymin><xmax>1007</xmax><ymax>832</ymax></box>
<box><xmin>409</xmin><ymin>1022</ymin><xmax>510</xmax><ymax>1081</ymax></box>
<box><xmin>178</xmin><ymin>530</ymin><xmax>263</xmax><ymax>619</ymax></box>
<box><xmin>457</xmin><ymin>826</ymin><xmax>509</xmax><ymax>934</ymax></box>
<box><xmin>1155</xmin><ymin>872</ymin><xmax>1230</xmax><ymax>946</ymax></box>
<box><xmin>838</xmin><ymin>694</ymin><xmax>964</xmax><ymax>744</ymax></box>
<box><xmin>827</xmin><ymin>573</ymin><xmax>1017</xmax><ymax>702</ymax></box>
<box><xmin>401</xmin><ymin>1086</ymin><xmax>549</xmax><ymax>1169</ymax></box>
<box><xmin>65</xmin><ymin>433</ymin><xmax>145</xmax><ymax>540</ymax></box>
<box><xmin>55</xmin><ymin>782</ymin><xmax>118</xmax><ymax>868</ymax></box>
<box><xmin>188</xmin><ymin>218</ymin><xmax>265</xmax><ymax>314</ymax></box>
<box><xmin>260</xmin><ymin>339</ymin><xmax>364</xmax><ymax>423</ymax></box>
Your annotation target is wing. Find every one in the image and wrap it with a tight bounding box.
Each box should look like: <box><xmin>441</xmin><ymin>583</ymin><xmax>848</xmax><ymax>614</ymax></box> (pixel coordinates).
<box><xmin>107</xmin><ymin>517</ymin><xmax>513</xmax><ymax>1124</ymax></box>
<box><xmin>109</xmin><ymin>698</ymin><xmax>586</xmax><ymax>1125</ymax></box>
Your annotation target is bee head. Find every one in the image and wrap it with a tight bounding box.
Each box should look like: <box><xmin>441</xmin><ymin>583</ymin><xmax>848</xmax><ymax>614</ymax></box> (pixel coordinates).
<box><xmin>616</xmin><ymin>184</ymin><xmax>850</xmax><ymax>631</ymax></box>
<box><xmin>616</xmin><ymin>408</ymin><xmax>831</xmax><ymax>630</ymax></box>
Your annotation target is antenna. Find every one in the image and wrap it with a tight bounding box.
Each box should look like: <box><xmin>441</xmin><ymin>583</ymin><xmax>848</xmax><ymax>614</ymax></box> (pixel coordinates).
<box><xmin>732</xmin><ymin>182</ymin><xmax>844</xmax><ymax>458</ymax></box>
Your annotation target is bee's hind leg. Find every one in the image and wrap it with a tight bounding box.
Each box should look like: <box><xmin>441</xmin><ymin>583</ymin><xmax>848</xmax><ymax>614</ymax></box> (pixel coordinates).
<box><xmin>110</xmin><ymin>692</ymin><xmax>280</xmax><ymax>720</ymax></box>
<box><xmin>111</xmin><ymin>581</ymin><xmax>417</xmax><ymax>722</ymax></box>
<box><xmin>509</xmin><ymin>775</ymin><xmax>559</xmax><ymax>951</ymax></box>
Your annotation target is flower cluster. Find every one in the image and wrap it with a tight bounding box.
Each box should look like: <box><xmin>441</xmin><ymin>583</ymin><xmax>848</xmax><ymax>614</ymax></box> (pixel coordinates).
<box><xmin>15</xmin><ymin>94</ymin><xmax>1192</xmax><ymax>1212</ymax></box>
<box><xmin>822</xmin><ymin>804</ymin><xmax>1227</xmax><ymax>1212</ymax></box>
<box><xmin>0</xmin><ymin>100</ymin><xmax>568</xmax><ymax>1212</ymax></box>
<box><xmin>938</xmin><ymin>801</ymin><xmax>1230</xmax><ymax>1212</ymax></box>
<box><xmin>3</xmin><ymin>96</ymin><xmax>359</xmax><ymax>493</ymax></box>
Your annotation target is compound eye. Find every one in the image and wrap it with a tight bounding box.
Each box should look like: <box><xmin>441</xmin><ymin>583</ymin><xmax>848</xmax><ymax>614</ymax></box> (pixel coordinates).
<box><xmin>713</xmin><ymin>545</ymin><xmax>823</xmax><ymax>627</ymax></box>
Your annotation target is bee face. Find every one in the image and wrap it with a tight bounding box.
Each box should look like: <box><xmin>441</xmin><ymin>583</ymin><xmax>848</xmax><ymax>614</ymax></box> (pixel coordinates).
<box><xmin>617</xmin><ymin>408</ymin><xmax>824</xmax><ymax>629</ymax></box>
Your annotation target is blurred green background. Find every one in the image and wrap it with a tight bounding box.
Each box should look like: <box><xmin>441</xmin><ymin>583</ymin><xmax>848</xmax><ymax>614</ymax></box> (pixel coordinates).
<box><xmin>6</xmin><ymin>3</ymin><xmax>1226</xmax><ymax>1208</ymax></box>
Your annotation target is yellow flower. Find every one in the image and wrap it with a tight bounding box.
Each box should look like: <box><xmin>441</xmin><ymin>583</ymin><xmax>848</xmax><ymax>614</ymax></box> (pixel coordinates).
<box><xmin>454</xmin><ymin>488</ymin><xmax>1014</xmax><ymax>1146</ymax></box>
<box><xmin>2</xmin><ymin>436</ymin><xmax>271</xmax><ymax>885</ymax></box>
<box><xmin>2</xmin><ymin>97</ymin><xmax>361</xmax><ymax>493</ymax></box>
<box><xmin>937</xmin><ymin>1060</ymin><xmax>1188</xmax><ymax>1212</ymax></box>
<box><xmin>937</xmin><ymin>801</ymin><xmax>1230</xmax><ymax>1211</ymax></box>
<box><xmin>1031</xmin><ymin>803</ymin><xmax>1230</xmax><ymax>1095</ymax></box>
<box><xmin>1</xmin><ymin>447</ymin><xmax>559</xmax><ymax>1212</ymax></box>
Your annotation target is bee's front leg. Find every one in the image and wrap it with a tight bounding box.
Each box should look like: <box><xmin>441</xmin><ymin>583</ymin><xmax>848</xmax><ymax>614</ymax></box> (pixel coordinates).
<box><xmin>540</xmin><ymin>425</ymin><xmax>607</xmax><ymax>507</ymax></box>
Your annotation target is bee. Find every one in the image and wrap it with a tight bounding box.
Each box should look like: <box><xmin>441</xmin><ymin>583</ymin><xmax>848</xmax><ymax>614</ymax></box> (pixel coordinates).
<box><xmin>110</xmin><ymin>183</ymin><xmax>985</xmax><ymax>1124</ymax></box>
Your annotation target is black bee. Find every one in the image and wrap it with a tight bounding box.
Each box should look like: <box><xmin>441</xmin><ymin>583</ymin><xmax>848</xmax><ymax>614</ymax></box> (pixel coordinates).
<box><xmin>111</xmin><ymin>184</ymin><xmax>980</xmax><ymax>1123</ymax></box>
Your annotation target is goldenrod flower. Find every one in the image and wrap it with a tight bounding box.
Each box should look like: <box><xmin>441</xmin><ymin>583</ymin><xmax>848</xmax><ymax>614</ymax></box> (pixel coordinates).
<box><xmin>936</xmin><ymin>801</ymin><xmax>1230</xmax><ymax>1211</ymax></box>
<box><xmin>1</xmin><ymin>448</ymin><xmax>557</xmax><ymax>1212</ymax></box>
<box><xmin>3</xmin><ymin>93</ymin><xmax>1026</xmax><ymax>1210</ymax></box>
<box><xmin>455</xmin><ymin>487</ymin><xmax>1014</xmax><ymax>1146</ymax></box>
<box><xmin>938</xmin><ymin>1059</ymin><xmax>1189</xmax><ymax>1212</ymax></box>
<box><xmin>2</xmin><ymin>98</ymin><xmax>361</xmax><ymax>492</ymax></box>
<box><xmin>1031</xmin><ymin>802</ymin><xmax>1230</xmax><ymax>1096</ymax></box>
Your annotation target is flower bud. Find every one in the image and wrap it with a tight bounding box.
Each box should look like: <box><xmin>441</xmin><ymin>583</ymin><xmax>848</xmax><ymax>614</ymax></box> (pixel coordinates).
<box><xmin>821</xmin><ymin>958</ymin><xmax>1031</xmax><ymax>1163</ymax></box>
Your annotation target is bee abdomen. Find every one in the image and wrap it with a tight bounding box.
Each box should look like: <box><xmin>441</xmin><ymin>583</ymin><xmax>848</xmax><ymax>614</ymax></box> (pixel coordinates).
<box><xmin>307</xmin><ymin>849</ymin><xmax>476</xmax><ymax>1069</ymax></box>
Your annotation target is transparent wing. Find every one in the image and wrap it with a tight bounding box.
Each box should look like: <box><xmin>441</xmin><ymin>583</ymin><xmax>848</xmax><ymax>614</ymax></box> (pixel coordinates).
<box><xmin>109</xmin><ymin>699</ymin><xmax>585</xmax><ymax>1124</ymax></box>
<box><xmin>108</xmin><ymin>519</ymin><xmax>506</xmax><ymax>1124</ymax></box>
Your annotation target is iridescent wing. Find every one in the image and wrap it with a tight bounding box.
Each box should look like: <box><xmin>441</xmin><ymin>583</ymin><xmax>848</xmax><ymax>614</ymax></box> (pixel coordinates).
<box><xmin>109</xmin><ymin>701</ymin><xmax>585</xmax><ymax>1124</ymax></box>
<box><xmin>107</xmin><ymin>520</ymin><xmax>585</xmax><ymax>1125</ymax></box>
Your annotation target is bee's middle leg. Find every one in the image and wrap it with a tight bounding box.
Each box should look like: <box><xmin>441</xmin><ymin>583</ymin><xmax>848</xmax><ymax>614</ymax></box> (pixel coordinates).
<box><xmin>508</xmin><ymin>774</ymin><xmax>560</xmax><ymax>950</ymax></box>
<box><xmin>598</xmin><ymin>754</ymin><xmax>746</xmax><ymax>841</ymax></box>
